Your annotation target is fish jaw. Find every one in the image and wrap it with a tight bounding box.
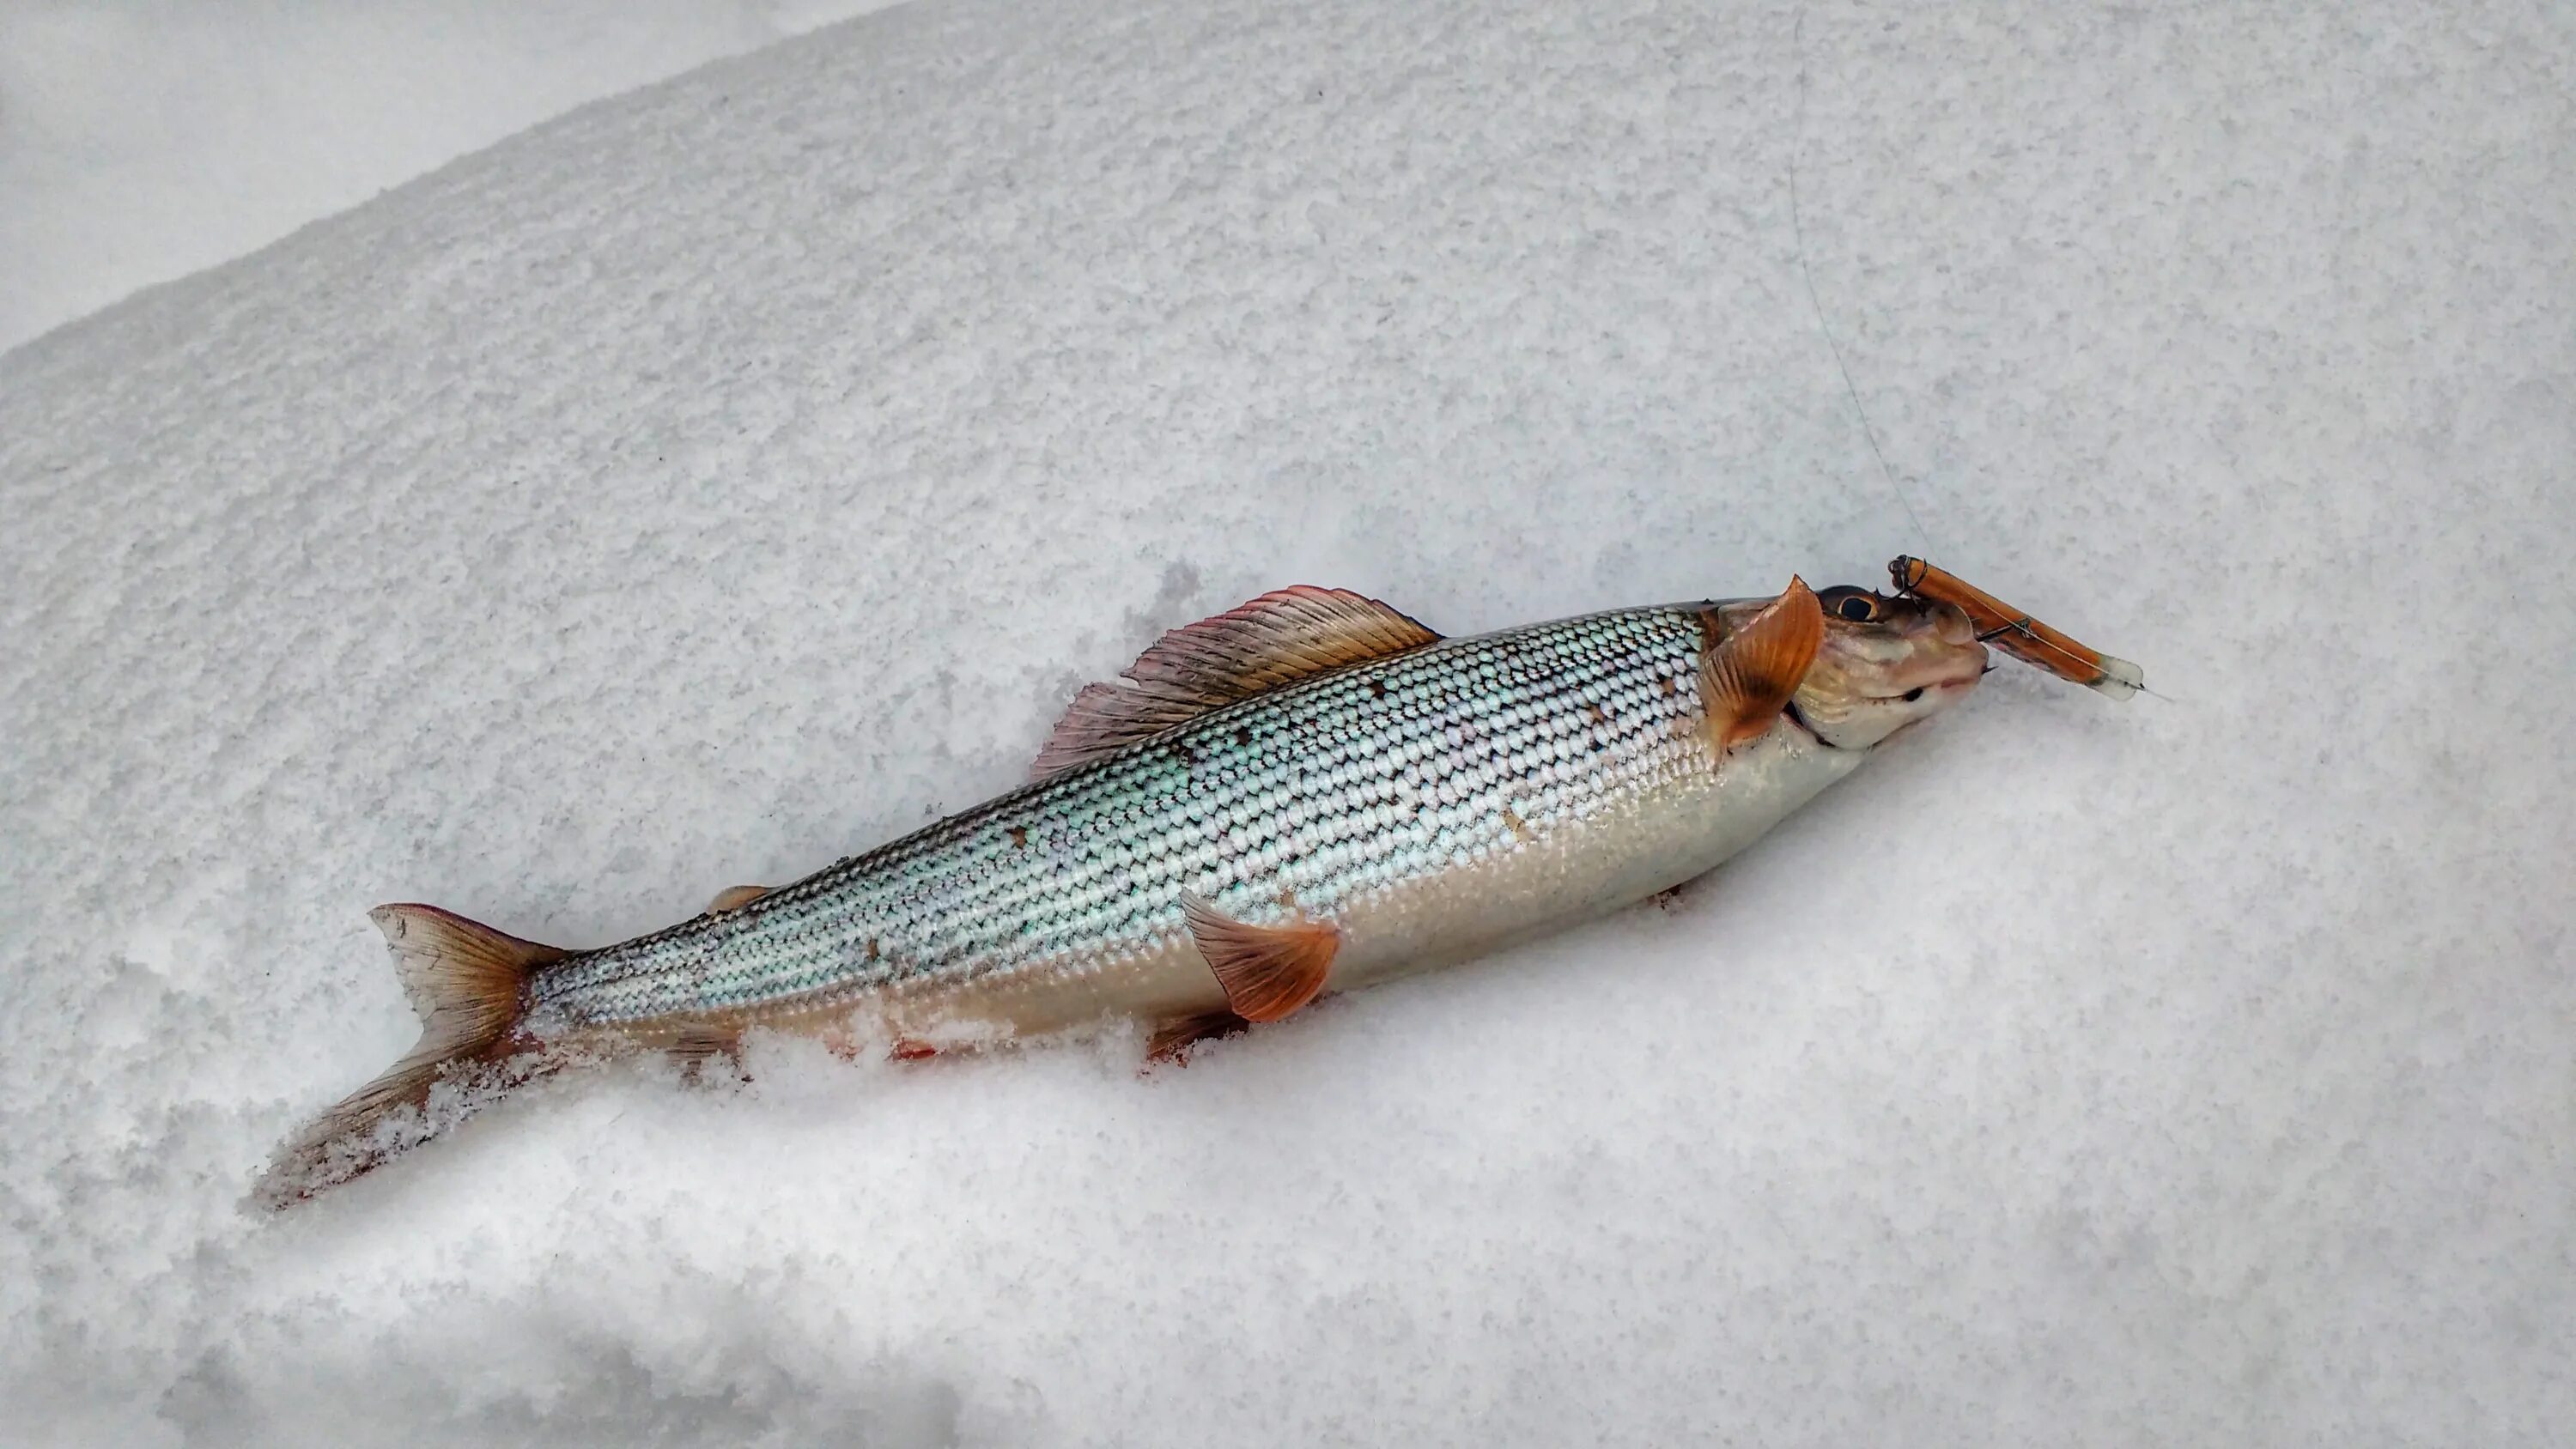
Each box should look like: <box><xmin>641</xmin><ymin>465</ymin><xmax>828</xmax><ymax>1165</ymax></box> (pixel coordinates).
<box><xmin>1788</xmin><ymin>597</ymin><xmax>1988</xmax><ymax>750</ymax></box>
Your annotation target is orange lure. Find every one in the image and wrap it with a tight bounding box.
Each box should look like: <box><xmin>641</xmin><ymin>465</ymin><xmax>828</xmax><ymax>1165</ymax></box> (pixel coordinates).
<box><xmin>1889</xmin><ymin>556</ymin><xmax>2144</xmax><ymax>699</ymax></box>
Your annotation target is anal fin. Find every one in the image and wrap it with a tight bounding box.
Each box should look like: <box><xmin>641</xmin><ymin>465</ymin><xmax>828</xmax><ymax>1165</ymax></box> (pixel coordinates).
<box><xmin>1180</xmin><ymin>890</ymin><xmax>1338</xmax><ymax>1023</ymax></box>
<box><xmin>668</xmin><ymin>1022</ymin><xmax>748</xmax><ymax>1082</ymax></box>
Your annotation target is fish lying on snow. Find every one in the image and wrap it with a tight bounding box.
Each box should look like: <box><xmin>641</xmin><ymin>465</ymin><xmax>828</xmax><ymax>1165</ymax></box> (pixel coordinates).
<box><xmin>261</xmin><ymin>574</ymin><xmax>2003</xmax><ymax>1205</ymax></box>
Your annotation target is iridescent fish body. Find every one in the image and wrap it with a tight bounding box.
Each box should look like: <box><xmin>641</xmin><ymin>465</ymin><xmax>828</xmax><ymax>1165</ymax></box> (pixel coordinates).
<box><xmin>261</xmin><ymin>579</ymin><xmax>1989</xmax><ymax>1205</ymax></box>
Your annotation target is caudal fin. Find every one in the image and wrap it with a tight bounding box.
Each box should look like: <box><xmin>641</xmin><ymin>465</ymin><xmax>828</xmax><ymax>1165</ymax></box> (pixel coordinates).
<box><xmin>253</xmin><ymin>904</ymin><xmax>566</xmax><ymax>1209</ymax></box>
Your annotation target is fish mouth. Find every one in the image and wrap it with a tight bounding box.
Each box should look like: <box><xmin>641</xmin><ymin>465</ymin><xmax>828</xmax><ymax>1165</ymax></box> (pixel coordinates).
<box><xmin>1780</xmin><ymin>698</ymin><xmax>1838</xmax><ymax>747</ymax></box>
<box><xmin>1869</xmin><ymin>642</ymin><xmax>1990</xmax><ymax>705</ymax></box>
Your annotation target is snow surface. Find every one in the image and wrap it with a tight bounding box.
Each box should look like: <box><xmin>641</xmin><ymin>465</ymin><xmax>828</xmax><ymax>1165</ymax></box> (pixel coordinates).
<box><xmin>3</xmin><ymin>0</ymin><xmax>2572</xmax><ymax>1443</ymax></box>
<box><xmin>0</xmin><ymin>0</ymin><xmax>896</xmax><ymax>354</ymax></box>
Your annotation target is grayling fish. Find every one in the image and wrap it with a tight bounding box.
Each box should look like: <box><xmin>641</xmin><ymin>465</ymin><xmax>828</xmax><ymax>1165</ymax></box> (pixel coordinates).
<box><xmin>261</xmin><ymin>576</ymin><xmax>1989</xmax><ymax>1204</ymax></box>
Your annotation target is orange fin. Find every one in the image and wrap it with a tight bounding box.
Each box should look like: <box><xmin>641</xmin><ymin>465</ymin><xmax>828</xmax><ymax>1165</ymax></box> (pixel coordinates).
<box><xmin>1697</xmin><ymin>576</ymin><xmax>1826</xmax><ymax>752</ymax></box>
<box><xmin>707</xmin><ymin>885</ymin><xmax>770</xmax><ymax>912</ymax></box>
<box><xmin>1179</xmin><ymin>889</ymin><xmax>1339</xmax><ymax>1022</ymax></box>
<box><xmin>1033</xmin><ymin>586</ymin><xmax>1439</xmax><ymax>779</ymax></box>
<box><xmin>253</xmin><ymin>905</ymin><xmax>568</xmax><ymax>1209</ymax></box>
<box><xmin>1148</xmin><ymin>1009</ymin><xmax>1251</xmax><ymax>1062</ymax></box>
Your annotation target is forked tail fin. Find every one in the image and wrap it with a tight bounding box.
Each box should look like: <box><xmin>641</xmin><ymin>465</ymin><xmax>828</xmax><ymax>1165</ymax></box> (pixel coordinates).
<box><xmin>253</xmin><ymin>904</ymin><xmax>567</xmax><ymax>1209</ymax></box>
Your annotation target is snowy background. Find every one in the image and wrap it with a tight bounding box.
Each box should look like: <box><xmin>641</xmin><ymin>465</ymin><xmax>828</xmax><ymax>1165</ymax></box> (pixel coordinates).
<box><xmin>3</xmin><ymin>0</ymin><xmax>2571</xmax><ymax>1445</ymax></box>
<box><xmin>0</xmin><ymin>0</ymin><xmax>895</xmax><ymax>353</ymax></box>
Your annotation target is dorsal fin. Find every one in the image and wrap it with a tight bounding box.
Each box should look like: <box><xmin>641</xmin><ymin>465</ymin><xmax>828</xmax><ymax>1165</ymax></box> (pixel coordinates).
<box><xmin>1032</xmin><ymin>585</ymin><xmax>1438</xmax><ymax>779</ymax></box>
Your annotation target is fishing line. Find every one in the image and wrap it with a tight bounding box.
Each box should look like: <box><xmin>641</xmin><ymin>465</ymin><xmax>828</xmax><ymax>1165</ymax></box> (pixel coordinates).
<box><xmin>1789</xmin><ymin>3</ymin><xmax>1944</xmax><ymax>565</ymax></box>
<box><xmin>1789</xmin><ymin>9</ymin><xmax>2169</xmax><ymax>706</ymax></box>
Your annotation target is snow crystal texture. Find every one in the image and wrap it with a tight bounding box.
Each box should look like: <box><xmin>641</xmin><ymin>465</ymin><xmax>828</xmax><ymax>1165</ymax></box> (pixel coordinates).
<box><xmin>0</xmin><ymin>0</ymin><xmax>896</xmax><ymax>353</ymax></box>
<box><xmin>3</xmin><ymin>0</ymin><xmax>2570</xmax><ymax>1444</ymax></box>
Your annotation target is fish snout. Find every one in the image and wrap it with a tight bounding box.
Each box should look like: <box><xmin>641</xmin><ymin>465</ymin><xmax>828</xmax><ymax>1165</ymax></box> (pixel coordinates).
<box><xmin>1896</xmin><ymin>600</ymin><xmax>1986</xmax><ymax>694</ymax></box>
<box><xmin>1923</xmin><ymin>599</ymin><xmax>1978</xmax><ymax>648</ymax></box>
<box><xmin>1929</xmin><ymin>639</ymin><xmax>1990</xmax><ymax>692</ymax></box>
<box><xmin>1898</xmin><ymin>603</ymin><xmax>1989</xmax><ymax>697</ymax></box>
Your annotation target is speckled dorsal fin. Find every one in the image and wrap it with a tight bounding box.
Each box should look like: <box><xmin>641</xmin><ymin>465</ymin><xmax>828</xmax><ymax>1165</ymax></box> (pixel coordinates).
<box><xmin>1698</xmin><ymin>576</ymin><xmax>1826</xmax><ymax>752</ymax></box>
<box><xmin>1179</xmin><ymin>890</ymin><xmax>1339</xmax><ymax>1022</ymax></box>
<box><xmin>1031</xmin><ymin>585</ymin><xmax>1439</xmax><ymax>779</ymax></box>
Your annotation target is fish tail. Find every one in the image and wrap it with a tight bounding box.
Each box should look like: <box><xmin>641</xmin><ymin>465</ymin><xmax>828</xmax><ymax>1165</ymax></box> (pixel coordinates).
<box><xmin>253</xmin><ymin>904</ymin><xmax>567</xmax><ymax>1209</ymax></box>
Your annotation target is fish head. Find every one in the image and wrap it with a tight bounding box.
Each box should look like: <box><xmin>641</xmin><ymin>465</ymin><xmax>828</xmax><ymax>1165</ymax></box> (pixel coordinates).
<box><xmin>1789</xmin><ymin>585</ymin><xmax>1988</xmax><ymax>749</ymax></box>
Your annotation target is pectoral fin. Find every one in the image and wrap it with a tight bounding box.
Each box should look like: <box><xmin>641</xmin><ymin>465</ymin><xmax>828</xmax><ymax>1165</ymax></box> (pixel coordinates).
<box><xmin>1179</xmin><ymin>890</ymin><xmax>1338</xmax><ymax>1023</ymax></box>
<box><xmin>1698</xmin><ymin>576</ymin><xmax>1826</xmax><ymax>752</ymax></box>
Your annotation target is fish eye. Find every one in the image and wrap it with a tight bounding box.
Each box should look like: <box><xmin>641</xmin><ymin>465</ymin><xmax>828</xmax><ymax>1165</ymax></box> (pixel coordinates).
<box><xmin>1820</xmin><ymin>588</ymin><xmax>1880</xmax><ymax>622</ymax></box>
<box><xmin>1901</xmin><ymin>687</ymin><xmax>1926</xmax><ymax>702</ymax></box>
